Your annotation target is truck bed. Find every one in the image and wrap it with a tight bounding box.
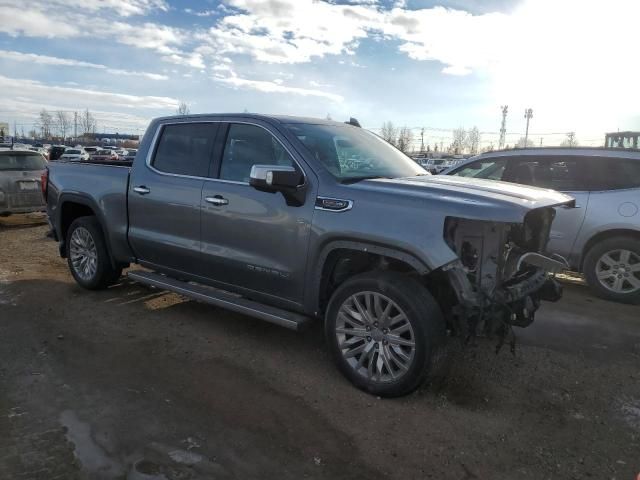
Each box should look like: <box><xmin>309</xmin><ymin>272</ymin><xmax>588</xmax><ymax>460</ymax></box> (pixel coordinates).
<box><xmin>47</xmin><ymin>160</ymin><xmax>133</xmax><ymax>263</ymax></box>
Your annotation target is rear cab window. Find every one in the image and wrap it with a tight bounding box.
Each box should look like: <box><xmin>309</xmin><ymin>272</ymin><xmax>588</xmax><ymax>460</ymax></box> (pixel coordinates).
<box><xmin>152</xmin><ymin>123</ymin><xmax>219</xmax><ymax>177</ymax></box>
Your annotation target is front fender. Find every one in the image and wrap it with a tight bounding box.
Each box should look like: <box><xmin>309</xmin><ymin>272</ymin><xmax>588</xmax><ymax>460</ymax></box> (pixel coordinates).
<box><xmin>303</xmin><ymin>238</ymin><xmax>434</xmax><ymax>316</ymax></box>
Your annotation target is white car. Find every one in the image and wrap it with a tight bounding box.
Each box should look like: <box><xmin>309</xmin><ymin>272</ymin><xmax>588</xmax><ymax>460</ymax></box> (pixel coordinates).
<box><xmin>83</xmin><ymin>146</ymin><xmax>101</xmax><ymax>156</ymax></box>
<box><xmin>60</xmin><ymin>148</ymin><xmax>90</xmax><ymax>161</ymax></box>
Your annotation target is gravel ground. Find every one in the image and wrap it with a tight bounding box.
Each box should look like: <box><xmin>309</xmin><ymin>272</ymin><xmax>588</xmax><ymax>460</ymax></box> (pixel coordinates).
<box><xmin>1</xmin><ymin>218</ymin><xmax>639</xmax><ymax>480</ymax></box>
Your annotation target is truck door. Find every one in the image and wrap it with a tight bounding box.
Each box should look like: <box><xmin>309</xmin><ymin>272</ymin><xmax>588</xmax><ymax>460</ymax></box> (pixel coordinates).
<box><xmin>199</xmin><ymin>121</ymin><xmax>315</xmax><ymax>306</ymax></box>
<box><xmin>128</xmin><ymin>122</ymin><xmax>219</xmax><ymax>275</ymax></box>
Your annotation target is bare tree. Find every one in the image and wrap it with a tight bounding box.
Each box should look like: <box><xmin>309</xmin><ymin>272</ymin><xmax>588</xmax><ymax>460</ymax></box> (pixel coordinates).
<box><xmin>55</xmin><ymin>111</ymin><xmax>71</xmax><ymax>140</ymax></box>
<box><xmin>380</xmin><ymin>121</ymin><xmax>397</xmax><ymax>147</ymax></box>
<box><xmin>396</xmin><ymin>126</ymin><xmax>413</xmax><ymax>154</ymax></box>
<box><xmin>465</xmin><ymin>126</ymin><xmax>481</xmax><ymax>154</ymax></box>
<box><xmin>78</xmin><ymin>108</ymin><xmax>97</xmax><ymax>136</ymax></box>
<box><xmin>515</xmin><ymin>136</ymin><xmax>536</xmax><ymax>148</ymax></box>
<box><xmin>451</xmin><ymin>127</ymin><xmax>466</xmax><ymax>154</ymax></box>
<box><xmin>176</xmin><ymin>101</ymin><xmax>190</xmax><ymax>115</ymax></box>
<box><xmin>37</xmin><ymin>109</ymin><xmax>54</xmax><ymax>139</ymax></box>
<box><xmin>560</xmin><ymin>132</ymin><xmax>578</xmax><ymax>147</ymax></box>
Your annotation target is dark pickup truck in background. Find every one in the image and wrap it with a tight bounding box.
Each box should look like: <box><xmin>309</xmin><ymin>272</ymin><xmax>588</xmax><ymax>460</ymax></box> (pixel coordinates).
<box><xmin>44</xmin><ymin>114</ymin><xmax>573</xmax><ymax>396</ymax></box>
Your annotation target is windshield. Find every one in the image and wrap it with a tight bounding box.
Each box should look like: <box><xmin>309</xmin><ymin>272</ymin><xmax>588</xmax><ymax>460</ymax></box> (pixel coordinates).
<box><xmin>286</xmin><ymin>123</ymin><xmax>426</xmax><ymax>181</ymax></box>
<box><xmin>0</xmin><ymin>153</ymin><xmax>46</xmax><ymax>171</ymax></box>
<box><xmin>66</xmin><ymin>150</ymin><xmax>81</xmax><ymax>154</ymax></box>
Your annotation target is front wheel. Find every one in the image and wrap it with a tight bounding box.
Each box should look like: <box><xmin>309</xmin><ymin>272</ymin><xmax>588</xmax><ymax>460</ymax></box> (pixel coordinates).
<box><xmin>583</xmin><ymin>236</ymin><xmax>640</xmax><ymax>304</ymax></box>
<box><xmin>325</xmin><ymin>271</ymin><xmax>445</xmax><ymax>397</ymax></box>
<box><xmin>66</xmin><ymin>216</ymin><xmax>122</xmax><ymax>290</ymax></box>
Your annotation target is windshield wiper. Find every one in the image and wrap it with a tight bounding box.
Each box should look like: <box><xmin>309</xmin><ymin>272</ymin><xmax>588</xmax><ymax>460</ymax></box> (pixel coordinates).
<box><xmin>339</xmin><ymin>175</ymin><xmax>392</xmax><ymax>184</ymax></box>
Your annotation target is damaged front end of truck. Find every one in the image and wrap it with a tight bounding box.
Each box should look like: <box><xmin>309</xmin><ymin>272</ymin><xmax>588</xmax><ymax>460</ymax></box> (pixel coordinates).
<box><xmin>440</xmin><ymin>205</ymin><xmax>570</xmax><ymax>350</ymax></box>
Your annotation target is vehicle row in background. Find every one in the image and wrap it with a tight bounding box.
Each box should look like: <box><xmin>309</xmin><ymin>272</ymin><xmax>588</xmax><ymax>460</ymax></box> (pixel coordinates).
<box><xmin>445</xmin><ymin>147</ymin><xmax>640</xmax><ymax>304</ymax></box>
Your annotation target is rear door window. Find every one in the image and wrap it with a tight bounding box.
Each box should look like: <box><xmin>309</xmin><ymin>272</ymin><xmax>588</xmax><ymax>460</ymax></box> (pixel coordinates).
<box><xmin>501</xmin><ymin>157</ymin><xmax>586</xmax><ymax>191</ymax></box>
<box><xmin>152</xmin><ymin>123</ymin><xmax>218</xmax><ymax>177</ymax></box>
<box><xmin>587</xmin><ymin>157</ymin><xmax>640</xmax><ymax>191</ymax></box>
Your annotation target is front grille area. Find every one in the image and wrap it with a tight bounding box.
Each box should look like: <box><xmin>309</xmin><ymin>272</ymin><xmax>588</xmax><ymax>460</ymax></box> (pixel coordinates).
<box><xmin>8</xmin><ymin>192</ymin><xmax>45</xmax><ymax>208</ymax></box>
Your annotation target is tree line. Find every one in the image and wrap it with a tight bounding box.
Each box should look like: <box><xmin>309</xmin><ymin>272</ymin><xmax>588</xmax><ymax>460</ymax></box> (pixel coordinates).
<box><xmin>380</xmin><ymin>122</ymin><xmax>484</xmax><ymax>155</ymax></box>
<box><xmin>32</xmin><ymin>108</ymin><xmax>97</xmax><ymax>140</ymax></box>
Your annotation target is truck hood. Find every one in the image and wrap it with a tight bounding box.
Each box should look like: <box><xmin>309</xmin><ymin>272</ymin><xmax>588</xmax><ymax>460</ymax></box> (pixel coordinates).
<box><xmin>351</xmin><ymin>175</ymin><xmax>575</xmax><ymax>223</ymax></box>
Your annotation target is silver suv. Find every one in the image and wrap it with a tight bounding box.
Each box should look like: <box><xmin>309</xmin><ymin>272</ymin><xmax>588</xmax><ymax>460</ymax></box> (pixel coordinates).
<box><xmin>446</xmin><ymin>148</ymin><xmax>640</xmax><ymax>303</ymax></box>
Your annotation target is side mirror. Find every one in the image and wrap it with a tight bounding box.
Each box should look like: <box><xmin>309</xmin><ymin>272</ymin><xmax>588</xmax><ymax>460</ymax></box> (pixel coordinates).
<box><xmin>249</xmin><ymin>164</ymin><xmax>306</xmax><ymax>206</ymax></box>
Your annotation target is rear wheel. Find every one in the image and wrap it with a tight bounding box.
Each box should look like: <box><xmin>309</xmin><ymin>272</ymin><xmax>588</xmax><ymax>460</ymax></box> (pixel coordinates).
<box><xmin>66</xmin><ymin>216</ymin><xmax>122</xmax><ymax>290</ymax></box>
<box><xmin>325</xmin><ymin>271</ymin><xmax>445</xmax><ymax>397</ymax></box>
<box><xmin>583</xmin><ymin>236</ymin><xmax>640</xmax><ymax>304</ymax></box>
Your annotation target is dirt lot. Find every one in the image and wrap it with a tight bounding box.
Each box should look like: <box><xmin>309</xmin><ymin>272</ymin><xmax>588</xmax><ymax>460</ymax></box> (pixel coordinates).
<box><xmin>1</xmin><ymin>218</ymin><xmax>639</xmax><ymax>480</ymax></box>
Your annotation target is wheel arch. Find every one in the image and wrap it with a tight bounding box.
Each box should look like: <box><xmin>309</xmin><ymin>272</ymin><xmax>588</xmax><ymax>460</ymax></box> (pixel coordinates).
<box><xmin>57</xmin><ymin>194</ymin><xmax>117</xmax><ymax>268</ymax></box>
<box><xmin>580</xmin><ymin>228</ymin><xmax>640</xmax><ymax>271</ymax></box>
<box><xmin>306</xmin><ymin>239</ymin><xmax>432</xmax><ymax>317</ymax></box>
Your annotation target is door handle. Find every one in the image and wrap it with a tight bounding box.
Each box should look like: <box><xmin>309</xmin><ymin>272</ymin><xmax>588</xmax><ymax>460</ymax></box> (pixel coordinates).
<box><xmin>205</xmin><ymin>195</ymin><xmax>229</xmax><ymax>206</ymax></box>
<box><xmin>133</xmin><ymin>186</ymin><xmax>150</xmax><ymax>195</ymax></box>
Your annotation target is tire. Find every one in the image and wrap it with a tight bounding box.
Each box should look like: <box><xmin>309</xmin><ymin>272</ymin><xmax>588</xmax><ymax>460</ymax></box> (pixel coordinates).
<box><xmin>325</xmin><ymin>271</ymin><xmax>446</xmax><ymax>397</ymax></box>
<box><xmin>66</xmin><ymin>216</ymin><xmax>122</xmax><ymax>290</ymax></box>
<box><xmin>583</xmin><ymin>236</ymin><xmax>640</xmax><ymax>304</ymax></box>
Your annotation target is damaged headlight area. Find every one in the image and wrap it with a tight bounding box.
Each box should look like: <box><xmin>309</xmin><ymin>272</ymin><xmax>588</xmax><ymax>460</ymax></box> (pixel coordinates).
<box><xmin>442</xmin><ymin>208</ymin><xmax>566</xmax><ymax>350</ymax></box>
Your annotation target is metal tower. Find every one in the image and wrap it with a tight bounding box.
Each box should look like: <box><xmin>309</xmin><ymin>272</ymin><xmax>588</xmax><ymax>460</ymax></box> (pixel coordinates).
<box><xmin>498</xmin><ymin>105</ymin><xmax>508</xmax><ymax>149</ymax></box>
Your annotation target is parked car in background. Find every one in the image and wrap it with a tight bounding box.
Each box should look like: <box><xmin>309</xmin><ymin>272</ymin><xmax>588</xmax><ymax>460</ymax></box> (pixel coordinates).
<box><xmin>60</xmin><ymin>148</ymin><xmax>89</xmax><ymax>162</ymax></box>
<box><xmin>424</xmin><ymin>158</ymin><xmax>453</xmax><ymax>174</ymax></box>
<box><xmin>44</xmin><ymin>114</ymin><xmax>571</xmax><ymax>396</ymax></box>
<box><xmin>49</xmin><ymin>145</ymin><xmax>67</xmax><ymax>161</ymax></box>
<box><xmin>122</xmin><ymin>149</ymin><xmax>137</xmax><ymax>162</ymax></box>
<box><xmin>445</xmin><ymin>148</ymin><xmax>640</xmax><ymax>303</ymax></box>
<box><xmin>113</xmin><ymin>149</ymin><xmax>129</xmax><ymax>160</ymax></box>
<box><xmin>29</xmin><ymin>146</ymin><xmax>50</xmax><ymax>160</ymax></box>
<box><xmin>83</xmin><ymin>146</ymin><xmax>100</xmax><ymax>156</ymax></box>
<box><xmin>91</xmin><ymin>149</ymin><xmax>119</xmax><ymax>162</ymax></box>
<box><xmin>0</xmin><ymin>150</ymin><xmax>47</xmax><ymax>216</ymax></box>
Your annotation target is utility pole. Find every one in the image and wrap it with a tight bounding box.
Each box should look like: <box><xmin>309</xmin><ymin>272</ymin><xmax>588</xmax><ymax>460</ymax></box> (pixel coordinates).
<box><xmin>498</xmin><ymin>105</ymin><xmax>508</xmax><ymax>149</ymax></box>
<box><xmin>524</xmin><ymin>108</ymin><xmax>533</xmax><ymax>147</ymax></box>
<box><xmin>539</xmin><ymin>137</ymin><xmax>543</xmax><ymax>147</ymax></box>
<box><xmin>74</xmin><ymin>111</ymin><xmax>78</xmax><ymax>141</ymax></box>
<box><xmin>420</xmin><ymin>128</ymin><xmax>425</xmax><ymax>153</ymax></box>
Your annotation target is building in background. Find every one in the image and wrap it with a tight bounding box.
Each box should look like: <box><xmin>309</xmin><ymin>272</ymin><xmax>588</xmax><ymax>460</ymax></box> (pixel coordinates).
<box><xmin>605</xmin><ymin>131</ymin><xmax>640</xmax><ymax>149</ymax></box>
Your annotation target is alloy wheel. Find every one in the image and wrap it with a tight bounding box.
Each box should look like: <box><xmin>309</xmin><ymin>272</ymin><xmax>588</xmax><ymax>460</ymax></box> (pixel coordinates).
<box><xmin>69</xmin><ymin>226</ymin><xmax>98</xmax><ymax>281</ymax></box>
<box><xmin>335</xmin><ymin>291</ymin><xmax>415</xmax><ymax>384</ymax></box>
<box><xmin>595</xmin><ymin>249</ymin><xmax>640</xmax><ymax>294</ymax></box>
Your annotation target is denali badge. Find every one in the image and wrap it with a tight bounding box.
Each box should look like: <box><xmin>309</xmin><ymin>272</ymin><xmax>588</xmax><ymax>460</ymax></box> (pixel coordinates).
<box><xmin>315</xmin><ymin>197</ymin><xmax>353</xmax><ymax>212</ymax></box>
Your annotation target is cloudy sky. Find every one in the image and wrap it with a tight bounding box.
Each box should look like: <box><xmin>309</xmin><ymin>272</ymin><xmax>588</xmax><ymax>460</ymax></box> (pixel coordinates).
<box><xmin>0</xmin><ymin>0</ymin><xmax>637</xmax><ymax>147</ymax></box>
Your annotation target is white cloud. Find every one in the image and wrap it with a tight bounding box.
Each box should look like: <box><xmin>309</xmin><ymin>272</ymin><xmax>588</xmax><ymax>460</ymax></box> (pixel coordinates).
<box><xmin>185</xmin><ymin>8</ymin><xmax>218</xmax><ymax>17</ymax></box>
<box><xmin>0</xmin><ymin>0</ymin><xmax>167</xmax><ymax>17</ymax></box>
<box><xmin>0</xmin><ymin>75</ymin><xmax>178</xmax><ymax>110</ymax></box>
<box><xmin>197</xmin><ymin>0</ymin><xmax>379</xmax><ymax>64</ymax></box>
<box><xmin>0</xmin><ymin>50</ymin><xmax>168</xmax><ymax>80</ymax></box>
<box><xmin>0</xmin><ymin>2</ymin><xmax>186</xmax><ymax>58</ymax></box>
<box><xmin>0</xmin><ymin>5</ymin><xmax>80</xmax><ymax>37</ymax></box>
<box><xmin>213</xmin><ymin>69</ymin><xmax>344</xmax><ymax>102</ymax></box>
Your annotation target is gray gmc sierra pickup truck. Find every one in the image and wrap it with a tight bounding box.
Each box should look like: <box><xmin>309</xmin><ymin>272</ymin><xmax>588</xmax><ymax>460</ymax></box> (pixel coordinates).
<box><xmin>44</xmin><ymin>114</ymin><xmax>573</xmax><ymax>396</ymax></box>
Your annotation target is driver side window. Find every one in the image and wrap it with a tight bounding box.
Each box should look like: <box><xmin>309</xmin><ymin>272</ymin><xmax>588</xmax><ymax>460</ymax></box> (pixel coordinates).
<box><xmin>220</xmin><ymin>124</ymin><xmax>294</xmax><ymax>183</ymax></box>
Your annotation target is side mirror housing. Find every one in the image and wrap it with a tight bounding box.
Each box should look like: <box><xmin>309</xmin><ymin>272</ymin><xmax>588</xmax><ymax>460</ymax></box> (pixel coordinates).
<box><xmin>249</xmin><ymin>165</ymin><xmax>306</xmax><ymax>206</ymax></box>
